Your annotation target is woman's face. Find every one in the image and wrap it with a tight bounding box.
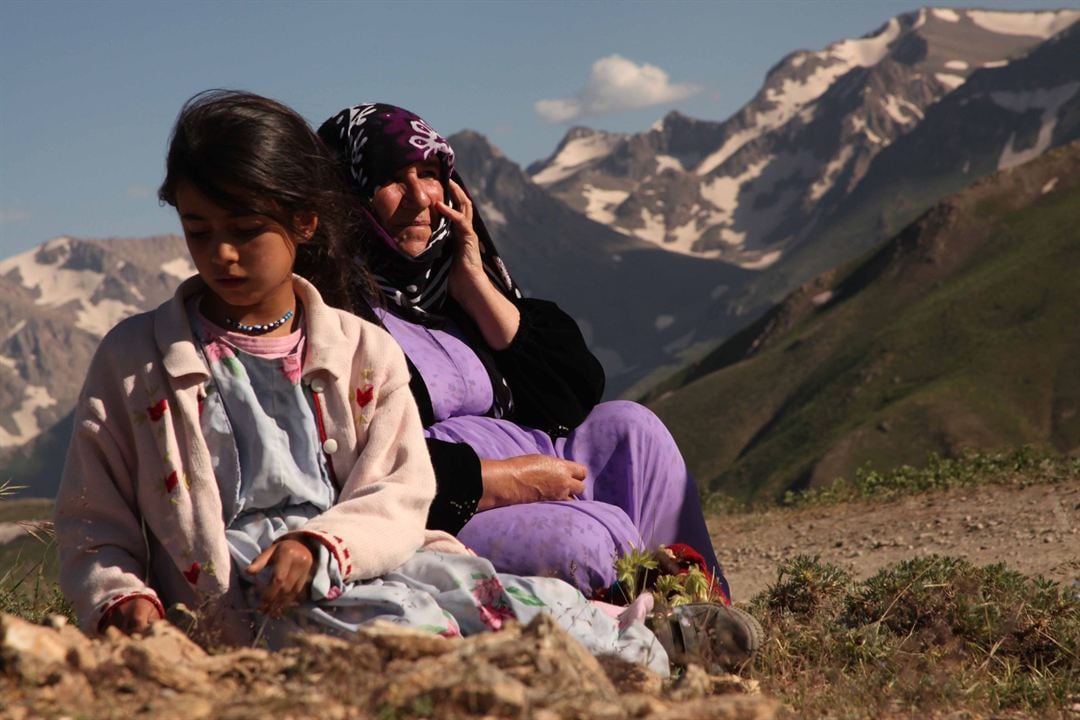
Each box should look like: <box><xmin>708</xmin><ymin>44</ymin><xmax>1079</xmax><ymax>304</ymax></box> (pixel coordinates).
<box><xmin>370</xmin><ymin>158</ymin><xmax>445</xmax><ymax>257</ymax></box>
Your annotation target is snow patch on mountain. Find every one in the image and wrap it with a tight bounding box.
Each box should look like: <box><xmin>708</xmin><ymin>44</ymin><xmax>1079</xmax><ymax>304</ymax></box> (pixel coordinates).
<box><xmin>582</xmin><ymin>186</ymin><xmax>629</xmax><ymax>225</ymax></box>
<box><xmin>5</xmin><ymin>320</ymin><xmax>26</xmax><ymax>340</ymax></box>
<box><xmin>740</xmin><ymin>250</ymin><xmax>782</xmax><ymax>270</ymax></box>
<box><xmin>881</xmin><ymin>95</ymin><xmax>919</xmax><ymax>124</ymax></box>
<box><xmin>833</xmin><ymin>17</ymin><xmax>902</xmax><ymax>66</ymax></box>
<box><xmin>479</xmin><ymin>201</ymin><xmax>506</xmax><ymax>227</ymax></box>
<box><xmin>851</xmin><ymin>115</ymin><xmax>884</xmax><ymax>144</ymax></box>
<box><xmin>75</xmin><ymin>299</ymin><xmax>141</xmax><ymax>336</ymax></box>
<box><xmin>968</xmin><ymin>10</ymin><xmax>1080</xmax><ymax>38</ymax></box>
<box><xmin>0</xmin><ymin>237</ymin><xmax>178</xmax><ymax>339</ymax></box>
<box><xmin>700</xmin><ymin>159</ymin><xmax>769</xmax><ymax>220</ymax></box>
<box><xmin>697</xmin><ymin>127</ymin><xmax>759</xmax><ymax>176</ymax></box>
<box><xmin>758</xmin><ymin>16</ymin><xmax>902</xmax><ymax>134</ymax></box>
<box><xmin>935</xmin><ymin>73</ymin><xmax>966</xmax><ymax>90</ymax></box>
<box><xmin>0</xmin><ymin>238</ymin><xmax>102</xmax><ymax>309</ymax></box>
<box><xmin>161</xmin><ymin>257</ymin><xmax>195</xmax><ymax>279</ymax></box>
<box><xmin>0</xmin><ymin>385</ymin><xmax>57</xmax><ymax>448</ymax></box>
<box><xmin>655</xmin><ymin>155</ymin><xmax>684</xmax><ymax>173</ymax></box>
<box><xmin>932</xmin><ymin>8</ymin><xmax>961</xmax><ymax>23</ymax></box>
<box><xmin>532</xmin><ymin>132</ymin><xmax>623</xmax><ymax>186</ymax></box>
<box><xmin>667</xmin><ymin>219</ymin><xmax>702</xmax><ymax>254</ymax></box>
<box><xmin>630</xmin><ymin>208</ymin><xmax>667</xmax><ymax>245</ymax></box>
<box><xmin>809</xmin><ymin>145</ymin><xmax>855</xmax><ymax>202</ymax></box>
<box><xmin>993</xmin><ymin>82</ymin><xmax>1080</xmax><ymax>170</ymax></box>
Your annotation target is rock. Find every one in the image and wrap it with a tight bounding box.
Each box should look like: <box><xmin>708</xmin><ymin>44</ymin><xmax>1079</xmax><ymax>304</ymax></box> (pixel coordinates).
<box><xmin>649</xmin><ymin>695</ymin><xmax>778</xmax><ymax>719</ymax></box>
<box><xmin>355</xmin><ymin>619</ymin><xmax>454</xmax><ymax>662</ymax></box>
<box><xmin>376</xmin><ymin>656</ymin><xmax>528</xmax><ymax>719</ymax></box>
<box><xmin>669</xmin><ymin>663</ymin><xmax>712</xmax><ymax>701</ymax></box>
<box><xmin>598</xmin><ymin>654</ymin><xmax>664</xmax><ymax>695</ymax></box>
<box><xmin>1</xmin><ymin>613</ymin><xmax>91</xmax><ymax>683</ymax></box>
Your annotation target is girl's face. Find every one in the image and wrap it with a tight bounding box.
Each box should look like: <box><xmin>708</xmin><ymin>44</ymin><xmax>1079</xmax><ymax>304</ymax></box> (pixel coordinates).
<box><xmin>176</xmin><ymin>181</ymin><xmax>316</xmax><ymax>321</ymax></box>
<box><xmin>370</xmin><ymin>158</ymin><xmax>445</xmax><ymax>257</ymax></box>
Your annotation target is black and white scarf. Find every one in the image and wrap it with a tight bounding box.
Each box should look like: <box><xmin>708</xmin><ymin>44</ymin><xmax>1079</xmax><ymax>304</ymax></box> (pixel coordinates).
<box><xmin>317</xmin><ymin>102</ymin><xmax>520</xmax><ymax>325</ymax></box>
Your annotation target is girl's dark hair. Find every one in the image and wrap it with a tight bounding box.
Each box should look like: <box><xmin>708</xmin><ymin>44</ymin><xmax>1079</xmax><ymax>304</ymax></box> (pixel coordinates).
<box><xmin>159</xmin><ymin>89</ymin><xmax>367</xmax><ymax>308</ymax></box>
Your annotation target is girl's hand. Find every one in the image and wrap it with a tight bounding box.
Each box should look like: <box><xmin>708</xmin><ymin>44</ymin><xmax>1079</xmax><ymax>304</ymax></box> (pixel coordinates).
<box><xmin>245</xmin><ymin>538</ymin><xmax>316</xmax><ymax>617</ymax></box>
<box><xmin>103</xmin><ymin>596</ymin><xmax>163</xmax><ymax>635</ymax></box>
<box><xmin>478</xmin><ymin>454</ymin><xmax>587</xmax><ymax>510</ymax></box>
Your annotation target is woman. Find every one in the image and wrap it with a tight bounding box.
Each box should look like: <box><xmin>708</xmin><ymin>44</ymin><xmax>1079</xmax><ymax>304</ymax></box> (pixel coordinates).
<box><xmin>317</xmin><ymin>103</ymin><xmax>729</xmax><ymax>600</ymax></box>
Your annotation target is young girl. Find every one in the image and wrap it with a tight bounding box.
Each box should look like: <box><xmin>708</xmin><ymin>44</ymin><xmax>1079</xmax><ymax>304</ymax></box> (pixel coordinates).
<box><xmin>53</xmin><ymin>90</ymin><xmax>669</xmax><ymax>671</ymax></box>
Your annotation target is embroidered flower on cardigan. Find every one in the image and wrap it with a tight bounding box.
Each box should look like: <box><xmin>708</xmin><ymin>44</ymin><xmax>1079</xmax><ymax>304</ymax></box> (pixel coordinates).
<box><xmin>164</xmin><ymin>471</ymin><xmax>179</xmax><ymax>493</ymax></box>
<box><xmin>183</xmin><ymin>561</ymin><xmax>200</xmax><ymax>584</ymax></box>
<box><xmin>147</xmin><ymin>398</ymin><xmax>168</xmax><ymax>422</ymax></box>
<box><xmin>356</xmin><ymin>383</ymin><xmax>374</xmax><ymax>408</ymax></box>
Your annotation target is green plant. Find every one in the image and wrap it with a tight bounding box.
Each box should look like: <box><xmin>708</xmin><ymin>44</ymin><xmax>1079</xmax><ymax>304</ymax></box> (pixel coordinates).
<box><xmin>780</xmin><ymin>446</ymin><xmax>1079</xmax><ymax>509</ymax></box>
<box><xmin>750</xmin><ymin>554</ymin><xmax>1079</xmax><ymax>717</ymax></box>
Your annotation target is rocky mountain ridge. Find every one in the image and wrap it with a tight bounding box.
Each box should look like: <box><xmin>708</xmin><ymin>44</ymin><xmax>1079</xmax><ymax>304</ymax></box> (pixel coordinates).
<box><xmin>0</xmin><ymin>235</ymin><xmax>190</xmax><ymax>492</ymax></box>
<box><xmin>528</xmin><ymin>7</ymin><xmax>1079</xmax><ymax>269</ymax></box>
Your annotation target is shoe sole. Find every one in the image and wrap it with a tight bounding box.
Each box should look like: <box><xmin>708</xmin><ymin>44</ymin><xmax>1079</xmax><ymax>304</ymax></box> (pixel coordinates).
<box><xmin>659</xmin><ymin>603</ymin><xmax>764</xmax><ymax>673</ymax></box>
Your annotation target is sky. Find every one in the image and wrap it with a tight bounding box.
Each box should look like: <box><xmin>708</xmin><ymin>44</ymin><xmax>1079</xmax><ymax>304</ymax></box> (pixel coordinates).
<box><xmin>0</xmin><ymin>0</ymin><xmax>1072</xmax><ymax>259</ymax></box>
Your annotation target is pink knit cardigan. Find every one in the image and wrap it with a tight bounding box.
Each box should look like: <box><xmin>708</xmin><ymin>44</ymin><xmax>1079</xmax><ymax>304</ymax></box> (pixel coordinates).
<box><xmin>54</xmin><ymin>275</ymin><xmax>466</xmax><ymax>639</ymax></box>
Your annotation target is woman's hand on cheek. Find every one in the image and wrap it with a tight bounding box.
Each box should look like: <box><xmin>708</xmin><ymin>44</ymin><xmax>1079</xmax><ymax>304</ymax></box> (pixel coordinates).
<box><xmin>436</xmin><ymin>179</ymin><xmax>521</xmax><ymax>350</ymax></box>
<box><xmin>103</xmin><ymin>597</ymin><xmax>162</xmax><ymax>635</ymax></box>
<box><xmin>245</xmin><ymin>538</ymin><xmax>316</xmax><ymax>617</ymax></box>
<box><xmin>437</xmin><ymin>180</ymin><xmax>489</xmax><ymax>301</ymax></box>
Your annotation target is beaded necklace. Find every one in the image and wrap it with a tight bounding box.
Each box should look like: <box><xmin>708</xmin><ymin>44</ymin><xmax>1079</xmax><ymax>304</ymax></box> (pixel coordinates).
<box><xmin>222</xmin><ymin>308</ymin><xmax>295</xmax><ymax>335</ymax></box>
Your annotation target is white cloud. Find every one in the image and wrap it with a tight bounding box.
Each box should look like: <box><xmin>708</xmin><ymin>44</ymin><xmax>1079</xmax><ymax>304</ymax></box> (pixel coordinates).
<box><xmin>535</xmin><ymin>54</ymin><xmax>700</xmax><ymax>123</ymax></box>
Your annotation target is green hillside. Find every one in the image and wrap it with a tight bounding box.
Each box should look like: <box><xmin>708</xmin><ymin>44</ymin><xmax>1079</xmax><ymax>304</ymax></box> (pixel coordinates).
<box><xmin>648</xmin><ymin>142</ymin><xmax>1080</xmax><ymax>503</ymax></box>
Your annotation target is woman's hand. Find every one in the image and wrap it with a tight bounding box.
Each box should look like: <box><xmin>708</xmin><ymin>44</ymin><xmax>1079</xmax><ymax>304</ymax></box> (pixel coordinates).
<box><xmin>102</xmin><ymin>596</ymin><xmax>162</xmax><ymax>635</ymax></box>
<box><xmin>245</xmin><ymin>538</ymin><xmax>316</xmax><ymax>617</ymax></box>
<box><xmin>478</xmin><ymin>454</ymin><xmax>587</xmax><ymax>510</ymax></box>
<box><xmin>436</xmin><ymin>180</ymin><xmax>520</xmax><ymax>350</ymax></box>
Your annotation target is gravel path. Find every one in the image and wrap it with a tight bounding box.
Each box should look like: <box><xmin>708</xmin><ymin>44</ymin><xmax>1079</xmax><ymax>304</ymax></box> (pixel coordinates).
<box><xmin>709</xmin><ymin>480</ymin><xmax>1080</xmax><ymax>602</ymax></box>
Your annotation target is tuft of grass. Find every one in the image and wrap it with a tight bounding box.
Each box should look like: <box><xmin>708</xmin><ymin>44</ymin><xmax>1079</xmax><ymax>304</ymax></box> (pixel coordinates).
<box><xmin>750</xmin><ymin>554</ymin><xmax>1079</xmax><ymax>718</ymax></box>
<box><xmin>0</xmin><ymin>495</ymin><xmax>73</xmax><ymax>624</ymax></box>
<box><xmin>780</xmin><ymin>446</ymin><xmax>1079</xmax><ymax>509</ymax></box>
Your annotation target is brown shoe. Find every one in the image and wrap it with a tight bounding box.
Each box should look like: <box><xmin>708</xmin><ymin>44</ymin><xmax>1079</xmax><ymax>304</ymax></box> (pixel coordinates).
<box><xmin>649</xmin><ymin>603</ymin><xmax>763</xmax><ymax>673</ymax></box>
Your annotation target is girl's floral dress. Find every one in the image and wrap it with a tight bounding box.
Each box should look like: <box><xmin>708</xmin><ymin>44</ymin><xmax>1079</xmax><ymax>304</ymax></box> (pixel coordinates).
<box><xmin>188</xmin><ymin>300</ymin><xmax>668</xmax><ymax>674</ymax></box>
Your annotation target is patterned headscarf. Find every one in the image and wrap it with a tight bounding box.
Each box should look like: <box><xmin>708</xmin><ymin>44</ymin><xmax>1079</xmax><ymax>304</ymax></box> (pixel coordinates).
<box><xmin>318</xmin><ymin>103</ymin><xmax>519</xmax><ymax>325</ymax></box>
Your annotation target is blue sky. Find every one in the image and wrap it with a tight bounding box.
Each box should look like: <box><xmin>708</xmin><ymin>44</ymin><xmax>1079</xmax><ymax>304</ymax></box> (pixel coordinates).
<box><xmin>0</xmin><ymin>0</ymin><xmax>1070</xmax><ymax>258</ymax></box>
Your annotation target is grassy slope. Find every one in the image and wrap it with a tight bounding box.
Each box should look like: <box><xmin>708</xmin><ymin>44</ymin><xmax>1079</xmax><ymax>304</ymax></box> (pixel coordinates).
<box><xmin>650</xmin><ymin>143</ymin><xmax>1080</xmax><ymax>503</ymax></box>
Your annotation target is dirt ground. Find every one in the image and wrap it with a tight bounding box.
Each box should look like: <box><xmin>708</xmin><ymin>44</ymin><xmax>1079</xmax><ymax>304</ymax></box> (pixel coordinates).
<box><xmin>710</xmin><ymin>480</ymin><xmax>1080</xmax><ymax>602</ymax></box>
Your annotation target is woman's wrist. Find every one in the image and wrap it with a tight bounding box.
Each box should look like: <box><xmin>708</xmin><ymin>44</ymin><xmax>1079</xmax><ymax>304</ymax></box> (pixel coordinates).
<box><xmin>452</xmin><ymin>275</ymin><xmax>520</xmax><ymax>350</ymax></box>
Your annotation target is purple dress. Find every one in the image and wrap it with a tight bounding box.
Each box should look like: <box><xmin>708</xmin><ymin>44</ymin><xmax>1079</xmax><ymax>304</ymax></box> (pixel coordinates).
<box><xmin>380</xmin><ymin>312</ymin><xmax>726</xmax><ymax>598</ymax></box>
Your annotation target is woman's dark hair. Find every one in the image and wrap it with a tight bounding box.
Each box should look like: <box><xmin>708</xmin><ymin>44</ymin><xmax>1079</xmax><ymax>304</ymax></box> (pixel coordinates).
<box><xmin>159</xmin><ymin>89</ymin><xmax>365</xmax><ymax>308</ymax></box>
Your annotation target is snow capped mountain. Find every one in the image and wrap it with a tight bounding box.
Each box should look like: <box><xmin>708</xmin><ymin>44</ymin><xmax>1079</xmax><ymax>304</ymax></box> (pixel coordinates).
<box><xmin>528</xmin><ymin>8</ymin><xmax>1079</xmax><ymax>268</ymax></box>
<box><xmin>0</xmin><ymin>235</ymin><xmax>187</xmax><ymax>457</ymax></box>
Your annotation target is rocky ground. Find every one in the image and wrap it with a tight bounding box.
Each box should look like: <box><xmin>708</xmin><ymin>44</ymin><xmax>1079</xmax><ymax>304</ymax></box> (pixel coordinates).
<box><xmin>713</xmin><ymin>480</ymin><xmax>1080</xmax><ymax>601</ymax></box>
<box><xmin>2</xmin><ymin>481</ymin><xmax>1077</xmax><ymax>719</ymax></box>
<box><xmin>0</xmin><ymin>612</ymin><xmax>774</xmax><ymax>720</ymax></box>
